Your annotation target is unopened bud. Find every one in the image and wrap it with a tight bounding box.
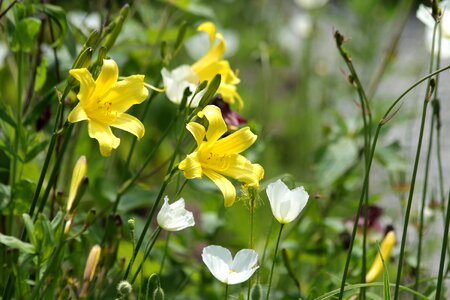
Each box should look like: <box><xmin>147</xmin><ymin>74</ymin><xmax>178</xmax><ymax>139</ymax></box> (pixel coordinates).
<box><xmin>153</xmin><ymin>287</ymin><xmax>165</xmax><ymax>300</ymax></box>
<box><xmin>103</xmin><ymin>4</ymin><xmax>129</xmax><ymax>51</ymax></box>
<box><xmin>128</xmin><ymin>218</ymin><xmax>135</xmax><ymax>230</ymax></box>
<box><xmin>96</xmin><ymin>47</ymin><xmax>108</xmax><ymax>67</ymax></box>
<box><xmin>117</xmin><ymin>280</ymin><xmax>132</xmax><ymax>296</ymax></box>
<box><xmin>250</xmin><ymin>283</ymin><xmax>262</xmax><ymax>300</ymax></box>
<box><xmin>69</xmin><ymin>176</ymin><xmax>89</xmax><ymax>214</ymax></box>
<box><xmin>64</xmin><ymin>217</ymin><xmax>73</xmax><ymax>235</ymax></box>
<box><xmin>84</xmin><ymin>209</ymin><xmax>96</xmax><ymax>228</ymax></box>
<box><xmin>85</xmin><ymin>30</ymin><xmax>100</xmax><ymax>48</ymax></box>
<box><xmin>334</xmin><ymin>30</ymin><xmax>345</xmax><ymax>47</ymax></box>
<box><xmin>83</xmin><ymin>245</ymin><xmax>101</xmax><ymax>282</ymax></box>
<box><xmin>67</xmin><ymin>156</ymin><xmax>87</xmax><ymax>213</ymax></box>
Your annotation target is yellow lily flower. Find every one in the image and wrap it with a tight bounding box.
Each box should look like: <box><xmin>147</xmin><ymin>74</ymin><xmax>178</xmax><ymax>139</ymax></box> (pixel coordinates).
<box><xmin>191</xmin><ymin>22</ymin><xmax>243</xmax><ymax>110</ymax></box>
<box><xmin>366</xmin><ymin>230</ymin><xmax>396</xmax><ymax>283</ymax></box>
<box><xmin>179</xmin><ymin>105</ymin><xmax>264</xmax><ymax>207</ymax></box>
<box><xmin>68</xmin><ymin>59</ymin><xmax>148</xmax><ymax>156</ymax></box>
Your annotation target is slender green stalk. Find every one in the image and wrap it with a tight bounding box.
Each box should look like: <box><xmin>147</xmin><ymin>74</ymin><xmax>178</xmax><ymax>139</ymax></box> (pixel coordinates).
<box><xmin>224</xmin><ymin>283</ymin><xmax>229</xmax><ymax>300</ymax></box>
<box><xmin>130</xmin><ymin>227</ymin><xmax>162</xmax><ymax>284</ymax></box>
<box><xmin>159</xmin><ymin>232</ymin><xmax>170</xmax><ymax>274</ymax></box>
<box><xmin>393</xmin><ymin>20</ymin><xmax>439</xmax><ymax>300</ymax></box>
<box><xmin>266</xmin><ymin>223</ymin><xmax>284</xmax><ymax>300</ymax></box>
<box><xmin>435</xmin><ymin>192</ymin><xmax>450</xmax><ymax>299</ymax></box>
<box><xmin>247</xmin><ymin>193</ymin><xmax>256</xmax><ymax>300</ymax></box>
<box><xmin>337</xmin><ymin>61</ymin><xmax>450</xmax><ymax>300</ymax></box>
<box><xmin>414</xmin><ymin>109</ymin><xmax>435</xmax><ymax>297</ymax></box>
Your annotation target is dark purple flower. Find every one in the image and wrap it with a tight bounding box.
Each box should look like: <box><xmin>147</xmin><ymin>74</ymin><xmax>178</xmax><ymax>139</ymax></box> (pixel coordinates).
<box><xmin>211</xmin><ymin>95</ymin><xmax>246</xmax><ymax>129</ymax></box>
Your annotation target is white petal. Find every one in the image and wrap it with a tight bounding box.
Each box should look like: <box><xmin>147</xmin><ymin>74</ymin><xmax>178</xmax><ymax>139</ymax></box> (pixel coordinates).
<box><xmin>266</xmin><ymin>179</ymin><xmax>290</xmax><ymax>221</ymax></box>
<box><xmin>416</xmin><ymin>4</ymin><xmax>435</xmax><ymax>29</ymax></box>
<box><xmin>282</xmin><ymin>186</ymin><xmax>309</xmax><ymax>223</ymax></box>
<box><xmin>202</xmin><ymin>245</ymin><xmax>232</xmax><ymax>283</ymax></box>
<box><xmin>157</xmin><ymin>196</ymin><xmax>195</xmax><ymax>231</ymax></box>
<box><xmin>227</xmin><ymin>267</ymin><xmax>259</xmax><ymax>285</ymax></box>
<box><xmin>161</xmin><ymin>65</ymin><xmax>200</xmax><ymax>106</ymax></box>
<box><xmin>231</xmin><ymin>249</ymin><xmax>258</xmax><ymax>272</ymax></box>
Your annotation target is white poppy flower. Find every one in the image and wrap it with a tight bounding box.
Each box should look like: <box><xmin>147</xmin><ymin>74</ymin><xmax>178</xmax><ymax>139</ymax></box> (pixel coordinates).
<box><xmin>161</xmin><ymin>65</ymin><xmax>206</xmax><ymax>107</ymax></box>
<box><xmin>266</xmin><ymin>179</ymin><xmax>309</xmax><ymax>224</ymax></box>
<box><xmin>156</xmin><ymin>196</ymin><xmax>195</xmax><ymax>231</ymax></box>
<box><xmin>294</xmin><ymin>0</ymin><xmax>328</xmax><ymax>10</ymax></box>
<box><xmin>417</xmin><ymin>1</ymin><xmax>450</xmax><ymax>58</ymax></box>
<box><xmin>202</xmin><ymin>245</ymin><xmax>259</xmax><ymax>285</ymax></box>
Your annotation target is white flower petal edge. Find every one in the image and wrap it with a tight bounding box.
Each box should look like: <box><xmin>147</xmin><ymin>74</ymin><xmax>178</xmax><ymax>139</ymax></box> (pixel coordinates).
<box><xmin>161</xmin><ymin>65</ymin><xmax>205</xmax><ymax>107</ymax></box>
<box><xmin>156</xmin><ymin>196</ymin><xmax>195</xmax><ymax>232</ymax></box>
<box><xmin>202</xmin><ymin>245</ymin><xmax>259</xmax><ymax>285</ymax></box>
<box><xmin>266</xmin><ymin>179</ymin><xmax>309</xmax><ymax>224</ymax></box>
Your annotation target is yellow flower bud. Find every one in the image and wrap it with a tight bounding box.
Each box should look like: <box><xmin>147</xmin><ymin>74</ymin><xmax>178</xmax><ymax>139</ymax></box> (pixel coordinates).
<box><xmin>366</xmin><ymin>231</ymin><xmax>396</xmax><ymax>283</ymax></box>
<box><xmin>67</xmin><ymin>156</ymin><xmax>87</xmax><ymax>212</ymax></box>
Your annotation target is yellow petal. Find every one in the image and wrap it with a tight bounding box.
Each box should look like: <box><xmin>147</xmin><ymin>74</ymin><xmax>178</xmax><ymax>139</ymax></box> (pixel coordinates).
<box><xmin>186</xmin><ymin>122</ymin><xmax>206</xmax><ymax>146</ymax></box>
<box><xmin>213</xmin><ymin>154</ymin><xmax>264</xmax><ymax>187</ymax></box>
<box><xmin>105</xmin><ymin>75</ymin><xmax>148</xmax><ymax>113</ymax></box>
<box><xmin>200</xmin><ymin>105</ymin><xmax>227</xmax><ymax>142</ymax></box>
<box><xmin>69</xmin><ymin>68</ymin><xmax>95</xmax><ymax>103</ymax></box>
<box><xmin>203</xmin><ymin>169</ymin><xmax>236</xmax><ymax>207</ymax></box>
<box><xmin>366</xmin><ymin>231</ymin><xmax>396</xmax><ymax>283</ymax></box>
<box><xmin>192</xmin><ymin>27</ymin><xmax>226</xmax><ymax>75</ymax></box>
<box><xmin>179</xmin><ymin>152</ymin><xmax>203</xmax><ymax>179</ymax></box>
<box><xmin>213</xmin><ymin>127</ymin><xmax>257</xmax><ymax>154</ymax></box>
<box><xmin>197</xmin><ymin>22</ymin><xmax>217</xmax><ymax>47</ymax></box>
<box><xmin>110</xmin><ymin>113</ymin><xmax>145</xmax><ymax>139</ymax></box>
<box><xmin>94</xmin><ymin>59</ymin><xmax>119</xmax><ymax>97</ymax></box>
<box><xmin>67</xmin><ymin>156</ymin><xmax>87</xmax><ymax>212</ymax></box>
<box><xmin>68</xmin><ymin>104</ymin><xmax>89</xmax><ymax>123</ymax></box>
<box><xmin>217</xmin><ymin>83</ymin><xmax>244</xmax><ymax>110</ymax></box>
<box><xmin>88</xmin><ymin>120</ymin><xmax>120</xmax><ymax>157</ymax></box>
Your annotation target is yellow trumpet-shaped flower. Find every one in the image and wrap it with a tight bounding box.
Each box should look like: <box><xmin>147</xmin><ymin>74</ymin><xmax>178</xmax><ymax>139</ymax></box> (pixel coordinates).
<box><xmin>68</xmin><ymin>59</ymin><xmax>149</xmax><ymax>156</ymax></box>
<box><xmin>366</xmin><ymin>230</ymin><xmax>396</xmax><ymax>283</ymax></box>
<box><xmin>191</xmin><ymin>22</ymin><xmax>243</xmax><ymax>110</ymax></box>
<box><xmin>179</xmin><ymin>105</ymin><xmax>264</xmax><ymax>207</ymax></box>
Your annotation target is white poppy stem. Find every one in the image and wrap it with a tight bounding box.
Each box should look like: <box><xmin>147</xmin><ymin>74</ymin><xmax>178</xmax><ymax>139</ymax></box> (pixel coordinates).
<box><xmin>224</xmin><ymin>283</ymin><xmax>229</xmax><ymax>300</ymax></box>
<box><xmin>266</xmin><ymin>223</ymin><xmax>284</xmax><ymax>300</ymax></box>
<box><xmin>130</xmin><ymin>227</ymin><xmax>162</xmax><ymax>284</ymax></box>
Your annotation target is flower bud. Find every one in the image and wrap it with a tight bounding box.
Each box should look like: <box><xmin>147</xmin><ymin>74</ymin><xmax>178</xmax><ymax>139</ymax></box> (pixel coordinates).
<box><xmin>83</xmin><ymin>245</ymin><xmax>101</xmax><ymax>282</ymax></box>
<box><xmin>366</xmin><ymin>231</ymin><xmax>396</xmax><ymax>283</ymax></box>
<box><xmin>117</xmin><ymin>280</ymin><xmax>132</xmax><ymax>296</ymax></box>
<box><xmin>250</xmin><ymin>283</ymin><xmax>262</xmax><ymax>300</ymax></box>
<box><xmin>153</xmin><ymin>287</ymin><xmax>165</xmax><ymax>300</ymax></box>
<box><xmin>67</xmin><ymin>156</ymin><xmax>87</xmax><ymax>213</ymax></box>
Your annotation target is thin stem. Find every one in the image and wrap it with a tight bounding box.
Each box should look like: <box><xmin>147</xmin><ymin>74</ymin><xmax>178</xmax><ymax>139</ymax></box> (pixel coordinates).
<box><xmin>266</xmin><ymin>223</ymin><xmax>284</xmax><ymax>300</ymax></box>
<box><xmin>130</xmin><ymin>227</ymin><xmax>162</xmax><ymax>284</ymax></box>
<box><xmin>159</xmin><ymin>232</ymin><xmax>170</xmax><ymax>275</ymax></box>
<box><xmin>414</xmin><ymin>110</ymin><xmax>435</xmax><ymax>297</ymax></box>
<box><xmin>0</xmin><ymin>0</ymin><xmax>17</xmax><ymax>19</ymax></box>
<box><xmin>393</xmin><ymin>19</ymin><xmax>439</xmax><ymax>300</ymax></box>
<box><xmin>435</xmin><ymin>192</ymin><xmax>450</xmax><ymax>299</ymax></box>
<box><xmin>247</xmin><ymin>194</ymin><xmax>255</xmax><ymax>300</ymax></box>
<box><xmin>224</xmin><ymin>283</ymin><xmax>229</xmax><ymax>300</ymax></box>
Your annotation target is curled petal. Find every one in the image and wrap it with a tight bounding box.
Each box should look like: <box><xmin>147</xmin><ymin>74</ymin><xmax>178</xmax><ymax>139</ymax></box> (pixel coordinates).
<box><xmin>106</xmin><ymin>75</ymin><xmax>149</xmax><ymax>113</ymax></box>
<box><xmin>199</xmin><ymin>105</ymin><xmax>227</xmax><ymax>142</ymax></box>
<box><xmin>179</xmin><ymin>152</ymin><xmax>203</xmax><ymax>179</ymax></box>
<box><xmin>110</xmin><ymin>113</ymin><xmax>145</xmax><ymax>139</ymax></box>
<box><xmin>186</xmin><ymin>122</ymin><xmax>206</xmax><ymax>147</ymax></box>
<box><xmin>67</xmin><ymin>104</ymin><xmax>88</xmax><ymax>123</ymax></box>
<box><xmin>203</xmin><ymin>169</ymin><xmax>236</xmax><ymax>207</ymax></box>
<box><xmin>69</xmin><ymin>68</ymin><xmax>95</xmax><ymax>103</ymax></box>
<box><xmin>214</xmin><ymin>127</ymin><xmax>257</xmax><ymax>154</ymax></box>
<box><xmin>217</xmin><ymin>154</ymin><xmax>264</xmax><ymax>187</ymax></box>
<box><xmin>94</xmin><ymin>59</ymin><xmax>119</xmax><ymax>97</ymax></box>
<box><xmin>88</xmin><ymin>120</ymin><xmax>120</xmax><ymax>157</ymax></box>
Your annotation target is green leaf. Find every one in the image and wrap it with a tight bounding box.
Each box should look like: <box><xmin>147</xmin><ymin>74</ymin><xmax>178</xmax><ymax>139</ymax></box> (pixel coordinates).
<box><xmin>22</xmin><ymin>213</ymin><xmax>37</xmax><ymax>247</ymax></box>
<box><xmin>0</xmin><ymin>183</ymin><xmax>11</xmax><ymax>210</ymax></box>
<box><xmin>0</xmin><ymin>103</ymin><xmax>16</xmax><ymax>128</ymax></box>
<box><xmin>25</xmin><ymin>139</ymin><xmax>49</xmax><ymax>162</ymax></box>
<box><xmin>11</xmin><ymin>17</ymin><xmax>42</xmax><ymax>52</ymax></box>
<box><xmin>34</xmin><ymin>58</ymin><xmax>48</xmax><ymax>92</ymax></box>
<box><xmin>35</xmin><ymin>4</ymin><xmax>68</xmax><ymax>47</ymax></box>
<box><xmin>0</xmin><ymin>233</ymin><xmax>35</xmax><ymax>254</ymax></box>
<box><xmin>12</xmin><ymin>180</ymin><xmax>36</xmax><ymax>215</ymax></box>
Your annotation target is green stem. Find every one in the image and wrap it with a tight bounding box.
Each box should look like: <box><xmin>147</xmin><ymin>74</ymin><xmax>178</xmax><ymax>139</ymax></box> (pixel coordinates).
<box><xmin>393</xmin><ymin>19</ymin><xmax>439</xmax><ymax>300</ymax></box>
<box><xmin>435</xmin><ymin>191</ymin><xmax>450</xmax><ymax>299</ymax></box>
<box><xmin>130</xmin><ymin>227</ymin><xmax>162</xmax><ymax>284</ymax></box>
<box><xmin>159</xmin><ymin>232</ymin><xmax>170</xmax><ymax>274</ymax></box>
<box><xmin>414</xmin><ymin>111</ymin><xmax>435</xmax><ymax>297</ymax></box>
<box><xmin>247</xmin><ymin>194</ymin><xmax>255</xmax><ymax>300</ymax></box>
<box><xmin>224</xmin><ymin>283</ymin><xmax>229</xmax><ymax>300</ymax></box>
<box><xmin>266</xmin><ymin>223</ymin><xmax>284</xmax><ymax>300</ymax></box>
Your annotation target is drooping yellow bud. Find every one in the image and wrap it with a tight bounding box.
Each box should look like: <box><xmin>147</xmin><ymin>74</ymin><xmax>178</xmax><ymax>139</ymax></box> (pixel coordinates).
<box><xmin>83</xmin><ymin>245</ymin><xmax>101</xmax><ymax>282</ymax></box>
<box><xmin>366</xmin><ymin>231</ymin><xmax>396</xmax><ymax>283</ymax></box>
<box><xmin>79</xmin><ymin>245</ymin><xmax>102</xmax><ymax>297</ymax></box>
<box><xmin>67</xmin><ymin>156</ymin><xmax>87</xmax><ymax>212</ymax></box>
